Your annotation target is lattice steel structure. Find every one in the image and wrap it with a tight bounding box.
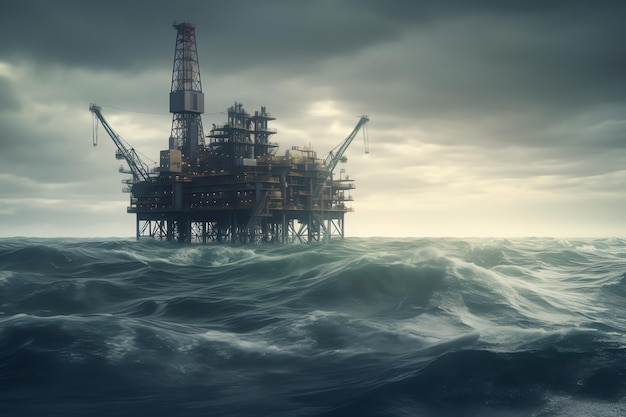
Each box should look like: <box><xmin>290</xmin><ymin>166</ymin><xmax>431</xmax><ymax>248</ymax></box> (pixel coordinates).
<box><xmin>169</xmin><ymin>22</ymin><xmax>205</xmax><ymax>173</ymax></box>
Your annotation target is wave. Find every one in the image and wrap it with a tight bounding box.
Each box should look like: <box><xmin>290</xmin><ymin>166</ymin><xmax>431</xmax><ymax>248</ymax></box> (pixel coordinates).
<box><xmin>2</xmin><ymin>237</ymin><xmax>626</xmax><ymax>416</ymax></box>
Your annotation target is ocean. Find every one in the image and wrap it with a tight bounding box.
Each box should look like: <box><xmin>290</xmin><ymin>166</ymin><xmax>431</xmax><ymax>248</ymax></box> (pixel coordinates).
<box><xmin>1</xmin><ymin>237</ymin><xmax>625</xmax><ymax>416</ymax></box>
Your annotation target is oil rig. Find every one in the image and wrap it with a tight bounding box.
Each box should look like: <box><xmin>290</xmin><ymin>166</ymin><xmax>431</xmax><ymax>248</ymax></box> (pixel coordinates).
<box><xmin>90</xmin><ymin>23</ymin><xmax>368</xmax><ymax>244</ymax></box>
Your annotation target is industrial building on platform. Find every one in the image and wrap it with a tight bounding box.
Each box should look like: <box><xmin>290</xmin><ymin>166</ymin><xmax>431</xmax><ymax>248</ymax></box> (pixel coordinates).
<box><xmin>90</xmin><ymin>22</ymin><xmax>368</xmax><ymax>244</ymax></box>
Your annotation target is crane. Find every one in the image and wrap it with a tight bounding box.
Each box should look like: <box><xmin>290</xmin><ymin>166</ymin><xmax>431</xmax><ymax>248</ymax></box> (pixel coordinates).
<box><xmin>323</xmin><ymin>116</ymin><xmax>369</xmax><ymax>177</ymax></box>
<box><xmin>312</xmin><ymin>115</ymin><xmax>369</xmax><ymax>207</ymax></box>
<box><xmin>90</xmin><ymin>104</ymin><xmax>154</xmax><ymax>184</ymax></box>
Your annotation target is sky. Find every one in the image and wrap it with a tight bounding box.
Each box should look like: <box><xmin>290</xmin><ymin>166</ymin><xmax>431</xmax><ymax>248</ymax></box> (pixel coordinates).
<box><xmin>1</xmin><ymin>0</ymin><xmax>625</xmax><ymax>238</ymax></box>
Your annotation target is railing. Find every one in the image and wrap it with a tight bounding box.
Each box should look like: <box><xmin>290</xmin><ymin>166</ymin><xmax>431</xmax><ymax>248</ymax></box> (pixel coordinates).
<box><xmin>332</xmin><ymin>182</ymin><xmax>356</xmax><ymax>189</ymax></box>
<box><xmin>255</xmin><ymin>127</ymin><xmax>277</xmax><ymax>133</ymax></box>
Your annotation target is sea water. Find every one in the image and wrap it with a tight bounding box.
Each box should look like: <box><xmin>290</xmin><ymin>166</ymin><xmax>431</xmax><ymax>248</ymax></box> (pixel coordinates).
<box><xmin>1</xmin><ymin>237</ymin><xmax>625</xmax><ymax>416</ymax></box>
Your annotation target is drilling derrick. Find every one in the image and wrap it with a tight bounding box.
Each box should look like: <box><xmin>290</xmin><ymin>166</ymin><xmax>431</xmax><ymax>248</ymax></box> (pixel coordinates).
<box><xmin>169</xmin><ymin>22</ymin><xmax>204</xmax><ymax>173</ymax></box>
<box><xmin>91</xmin><ymin>22</ymin><xmax>369</xmax><ymax>244</ymax></box>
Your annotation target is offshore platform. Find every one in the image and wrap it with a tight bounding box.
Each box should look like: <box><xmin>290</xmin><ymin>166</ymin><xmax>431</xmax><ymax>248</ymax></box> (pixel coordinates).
<box><xmin>90</xmin><ymin>23</ymin><xmax>368</xmax><ymax>244</ymax></box>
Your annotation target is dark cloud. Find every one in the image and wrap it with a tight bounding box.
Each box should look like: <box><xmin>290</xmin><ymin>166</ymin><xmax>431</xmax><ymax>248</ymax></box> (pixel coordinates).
<box><xmin>4</xmin><ymin>1</ymin><xmax>626</xmax><ymax>119</ymax></box>
<box><xmin>1</xmin><ymin>1</ymin><xmax>626</xmax><ymax>237</ymax></box>
<box><xmin>333</xmin><ymin>5</ymin><xmax>626</xmax><ymax>118</ymax></box>
<box><xmin>0</xmin><ymin>1</ymin><xmax>172</xmax><ymax>70</ymax></box>
<box><xmin>0</xmin><ymin>0</ymin><xmax>400</xmax><ymax>73</ymax></box>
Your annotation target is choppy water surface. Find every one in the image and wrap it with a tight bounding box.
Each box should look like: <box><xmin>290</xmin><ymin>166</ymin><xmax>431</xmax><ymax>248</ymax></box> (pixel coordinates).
<box><xmin>1</xmin><ymin>237</ymin><xmax>626</xmax><ymax>416</ymax></box>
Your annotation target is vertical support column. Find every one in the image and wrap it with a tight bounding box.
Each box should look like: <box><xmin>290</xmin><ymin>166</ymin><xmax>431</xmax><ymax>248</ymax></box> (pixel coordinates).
<box><xmin>230</xmin><ymin>212</ymin><xmax>236</xmax><ymax>243</ymax></box>
<box><xmin>181</xmin><ymin>214</ymin><xmax>191</xmax><ymax>243</ymax></box>
<box><xmin>340</xmin><ymin>214</ymin><xmax>344</xmax><ymax>239</ymax></box>
<box><xmin>167</xmin><ymin>217</ymin><xmax>173</xmax><ymax>242</ymax></box>
<box><xmin>282</xmin><ymin>213</ymin><xmax>287</xmax><ymax>244</ymax></box>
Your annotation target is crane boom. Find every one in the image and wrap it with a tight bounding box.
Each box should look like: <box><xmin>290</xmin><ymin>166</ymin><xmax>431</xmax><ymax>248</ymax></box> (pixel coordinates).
<box><xmin>324</xmin><ymin>116</ymin><xmax>369</xmax><ymax>176</ymax></box>
<box><xmin>89</xmin><ymin>104</ymin><xmax>153</xmax><ymax>183</ymax></box>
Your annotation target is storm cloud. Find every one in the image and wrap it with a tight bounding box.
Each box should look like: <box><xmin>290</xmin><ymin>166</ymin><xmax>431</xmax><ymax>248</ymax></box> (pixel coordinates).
<box><xmin>1</xmin><ymin>0</ymin><xmax>625</xmax><ymax>237</ymax></box>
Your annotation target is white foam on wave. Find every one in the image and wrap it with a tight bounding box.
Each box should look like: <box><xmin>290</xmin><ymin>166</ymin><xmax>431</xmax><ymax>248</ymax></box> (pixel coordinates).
<box><xmin>446</xmin><ymin>251</ymin><xmax>613</xmax><ymax>331</ymax></box>
<box><xmin>542</xmin><ymin>394</ymin><xmax>626</xmax><ymax>416</ymax></box>
<box><xmin>398</xmin><ymin>312</ymin><xmax>473</xmax><ymax>343</ymax></box>
<box><xmin>0</xmin><ymin>270</ymin><xmax>13</xmax><ymax>284</ymax></box>
<box><xmin>575</xmin><ymin>244</ymin><xmax>598</xmax><ymax>253</ymax></box>
<box><xmin>167</xmin><ymin>245</ymin><xmax>259</xmax><ymax>267</ymax></box>
<box><xmin>200</xmin><ymin>328</ymin><xmax>284</xmax><ymax>356</ymax></box>
<box><xmin>103</xmin><ymin>316</ymin><xmax>204</xmax><ymax>363</ymax></box>
<box><xmin>110</xmin><ymin>248</ymin><xmax>152</xmax><ymax>265</ymax></box>
<box><xmin>168</xmin><ymin>246</ymin><xmax>206</xmax><ymax>265</ymax></box>
<box><xmin>105</xmin><ymin>328</ymin><xmax>138</xmax><ymax>362</ymax></box>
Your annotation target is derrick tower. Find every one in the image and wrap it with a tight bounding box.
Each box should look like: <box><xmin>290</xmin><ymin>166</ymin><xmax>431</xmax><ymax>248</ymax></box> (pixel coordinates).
<box><xmin>169</xmin><ymin>22</ymin><xmax>205</xmax><ymax>173</ymax></box>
